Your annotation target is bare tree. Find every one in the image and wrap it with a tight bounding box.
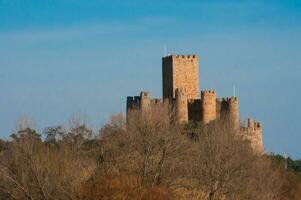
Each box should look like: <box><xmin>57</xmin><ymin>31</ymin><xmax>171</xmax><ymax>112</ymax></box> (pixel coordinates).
<box><xmin>0</xmin><ymin>113</ymin><xmax>297</xmax><ymax>200</ymax></box>
<box><xmin>189</xmin><ymin>121</ymin><xmax>284</xmax><ymax>200</ymax></box>
<box><xmin>0</xmin><ymin>125</ymin><xmax>96</xmax><ymax>200</ymax></box>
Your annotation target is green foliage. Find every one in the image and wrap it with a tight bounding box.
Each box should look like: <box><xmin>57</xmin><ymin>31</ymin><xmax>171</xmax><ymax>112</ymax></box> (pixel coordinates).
<box><xmin>183</xmin><ymin>121</ymin><xmax>205</xmax><ymax>140</ymax></box>
<box><xmin>269</xmin><ymin>154</ymin><xmax>301</xmax><ymax>180</ymax></box>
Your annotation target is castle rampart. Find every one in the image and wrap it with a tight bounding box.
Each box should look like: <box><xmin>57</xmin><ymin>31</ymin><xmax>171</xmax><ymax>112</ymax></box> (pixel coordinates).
<box><xmin>126</xmin><ymin>96</ymin><xmax>140</xmax><ymax>114</ymax></box>
<box><xmin>126</xmin><ymin>54</ymin><xmax>263</xmax><ymax>153</ymax></box>
<box><xmin>127</xmin><ymin>90</ymin><xmax>240</xmax><ymax>126</ymax></box>
<box><xmin>242</xmin><ymin>118</ymin><xmax>264</xmax><ymax>153</ymax></box>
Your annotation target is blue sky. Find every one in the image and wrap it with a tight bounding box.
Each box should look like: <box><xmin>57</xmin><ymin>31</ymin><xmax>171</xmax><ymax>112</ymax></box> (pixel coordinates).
<box><xmin>0</xmin><ymin>0</ymin><xmax>301</xmax><ymax>158</ymax></box>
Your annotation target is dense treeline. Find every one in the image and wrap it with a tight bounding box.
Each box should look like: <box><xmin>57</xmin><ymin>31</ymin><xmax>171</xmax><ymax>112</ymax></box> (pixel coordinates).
<box><xmin>0</xmin><ymin>109</ymin><xmax>301</xmax><ymax>200</ymax></box>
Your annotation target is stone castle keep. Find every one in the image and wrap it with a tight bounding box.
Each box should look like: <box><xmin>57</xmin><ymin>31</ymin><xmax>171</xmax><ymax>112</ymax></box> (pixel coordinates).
<box><xmin>126</xmin><ymin>54</ymin><xmax>263</xmax><ymax>153</ymax></box>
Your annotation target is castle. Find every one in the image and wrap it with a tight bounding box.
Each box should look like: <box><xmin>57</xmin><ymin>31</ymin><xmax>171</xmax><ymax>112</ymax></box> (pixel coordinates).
<box><xmin>126</xmin><ymin>54</ymin><xmax>263</xmax><ymax>153</ymax></box>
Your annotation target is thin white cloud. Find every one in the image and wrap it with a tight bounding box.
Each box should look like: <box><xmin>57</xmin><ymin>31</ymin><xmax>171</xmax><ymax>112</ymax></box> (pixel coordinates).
<box><xmin>0</xmin><ymin>16</ymin><xmax>174</xmax><ymax>43</ymax></box>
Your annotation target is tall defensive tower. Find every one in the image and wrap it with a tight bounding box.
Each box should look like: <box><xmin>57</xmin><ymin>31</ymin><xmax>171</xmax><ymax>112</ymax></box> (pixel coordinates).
<box><xmin>201</xmin><ymin>90</ymin><xmax>217</xmax><ymax>123</ymax></box>
<box><xmin>140</xmin><ymin>91</ymin><xmax>151</xmax><ymax>114</ymax></box>
<box><xmin>228</xmin><ymin>97</ymin><xmax>239</xmax><ymax>128</ymax></box>
<box><xmin>162</xmin><ymin>55</ymin><xmax>199</xmax><ymax>100</ymax></box>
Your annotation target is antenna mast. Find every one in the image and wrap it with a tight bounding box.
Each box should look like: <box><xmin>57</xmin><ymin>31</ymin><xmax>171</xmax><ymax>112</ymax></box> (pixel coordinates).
<box><xmin>233</xmin><ymin>85</ymin><xmax>236</xmax><ymax>97</ymax></box>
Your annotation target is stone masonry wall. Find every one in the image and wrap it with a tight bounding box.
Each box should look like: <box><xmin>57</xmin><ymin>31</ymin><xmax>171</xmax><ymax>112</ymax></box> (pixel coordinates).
<box><xmin>201</xmin><ymin>90</ymin><xmax>217</xmax><ymax>123</ymax></box>
<box><xmin>242</xmin><ymin>118</ymin><xmax>264</xmax><ymax>154</ymax></box>
<box><xmin>175</xmin><ymin>88</ymin><xmax>188</xmax><ymax>123</ymax></box>
<box><xmin>188</xmin><ymin>99</ymin><xmax>202</xmax><ymax>121</ymax></box>
<box><xmin>127</xmin><ymin>54</ymin><xmax>263</xmax><ymax>154</ymax></box>
<box><xmin>162</xmin><ymin>55</ymin><xmax>199</xmax><ymax>100</ymax></box>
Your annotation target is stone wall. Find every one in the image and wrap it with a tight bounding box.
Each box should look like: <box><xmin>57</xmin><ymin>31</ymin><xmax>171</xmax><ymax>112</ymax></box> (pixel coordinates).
<box><xmin>126</xmin><ymin>53</ymin><xmax>263</xmax><ymax>154</ymax></box>
<box><xmin>140</xmin><ymin>91</ymin><xmax>151</xmax><ymax>114</ymax></box>
<box><xmin>216</xmin><ymin>97</ymin><xmax>239</xmax><ymax>127</ymax></box>
<box><xmin>188</xmin><ymin>99</ymin><xmax>202</xmax><ymax>121</ymax></box>
<box><xmin>126</xmin><ymin>92</ymin><xmax>169</xmax><ymax>120</ymax></box>
<box><xmin>126</xmin><ymin>96</ymin><xmax>140</xmax><ymax>116</ymax></box>
<box><xmin>242</xmin><ymin>118</ymin><xmax>264</xmax><ymax>153</ymax></box>
<box><xmin>162</xmin><ymin>55</ymin><xmax>199</xmax><ymax>100</ymax></box>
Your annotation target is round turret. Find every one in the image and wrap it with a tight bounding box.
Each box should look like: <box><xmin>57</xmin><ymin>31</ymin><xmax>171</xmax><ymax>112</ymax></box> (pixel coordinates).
<box><xmin>175</xmin><ymin>88</ymin><xmax>188</xmax><ymax>123</ymax></box>
<box><xmin>201</xmin><ymin>90</ymin><xmax>217</xmax><ymax>123</ymax></box>
<box><xmin>228</xmin><ymin>97</ymin><xmax>239</xmax><ymax>128</ymax></box>
<box><xmin>140</xmin><ymin>91</ymin><xmax>151</xmax><ymax>113</ymax></box>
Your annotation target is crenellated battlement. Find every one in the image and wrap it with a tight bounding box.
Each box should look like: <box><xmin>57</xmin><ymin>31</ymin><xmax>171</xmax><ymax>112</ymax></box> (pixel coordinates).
<box><xmin>127</xmin><ymin>96</ymin><xmax>140</xmax><ymax>101</ymax></box>
<box><xmin>151</xmin><ymin>98</ymin><xmax>163</xmax><ymax>104</ymax></box>
<box><xmin>162</xmin><ymin>54</ymin><xmax>198</xmax><ymax>59</ymax></box>
<box><xmin>140</xmin><ymin>91</ymin><xmax>151</xmax><ymax>98</ymax></box>
<box><xmin>230</xmin><ymin>96</ymin><xmax>238</xmax><ymax>101</ymax></box>
<box><xmin>175</xmin><ymin>88</ymin><xmax>188</xmax><ymax>123</ymax></box>
<box><xmin>215</xmin><ymin>96</ymin><xmax>239</xmax><ymax>126</ymax></box>
<box><xmin>201</xmin><ymin>90</ymin><xmax>217</xmax><ymax>123</ymax></box>
<box><xmin>162</xmin><ymin>54</ymin><xmax>199</xmax><ymax>100</ymax></box>
<box><xmin>241</xmin><ymin>118</ymin><xmax>264</xmax><ymax>153</ymax></box>
<box><xmin>201</xmin><ymin>90</ymin><xmax>216</xmax><ymax>95</ymax></box>
<box><xmin>174</xmin><ymin>54</ymin><xmax>198</xmax><ymax>60</ymax></box>
<box><xmin>188</xmin><ymin>99</ymin><xmax>201</xmax><ymax>104</ymax></box>
<box><xmin>126</xmin><ymin>53</ymin><xmax>263</xmax><ymax>153</ymax></box>
<box><xmin>217</xmin><ymin>97</ymin><xmax>239</xmax><ymax>110</ymax></box>
<box><xmin>127</xmin><ymin>92</ymin><xmax>169</xmax><ymax>117</ymax></box>
<box><xmin>126</xmin><ymin>96</ymin><xmax>140</xmax><ymax>105</ymax></box>
<box><xmin>218</xmin><ymin>96</ymin><xmax>238</xmax><ymax>103</ymax></box>
<box><xmin>243</xmin><ymin>118</ymin><xmax>262</xmax><ymax>131</ymax></box>
<box><xmin>175</xmin><ymin>88</ymin><xmax>186</xmax><ymax>96</ymax></box>
<box><xmin>126</xmin><ymin>96</ymin><xmax>140</xmax><ymax>119</ymax></box>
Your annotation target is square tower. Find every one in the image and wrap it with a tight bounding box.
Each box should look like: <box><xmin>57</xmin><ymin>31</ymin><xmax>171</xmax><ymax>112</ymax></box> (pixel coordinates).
<box><xmin>162</xmin><ymin>54</ymin><xmax>199</xmax><ymax>100</ymax></box>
